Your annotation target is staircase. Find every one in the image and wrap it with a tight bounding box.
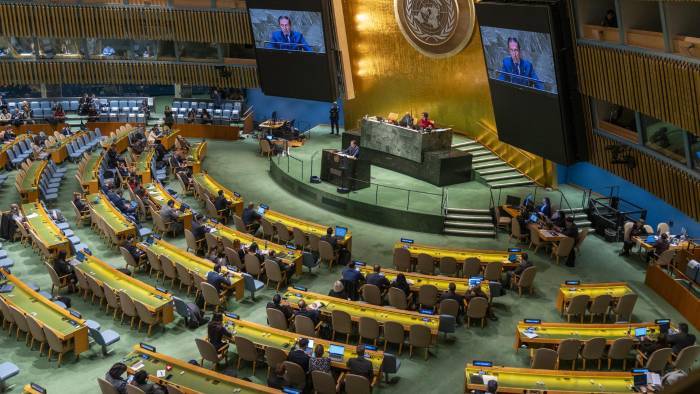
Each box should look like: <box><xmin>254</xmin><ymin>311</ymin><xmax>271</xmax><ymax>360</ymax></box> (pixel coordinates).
<box><xmin>562</xmin><ymin>206</ymin><xmax>593</xmax><ymax>232</ymax></box>
<box><xmin>443</xmin><ymin>207</ymin><xmax>496</xmax><ymax>238</ymax></box>
<box><xmin>453</xmin><ymin>139</ymin><xmax>534</xmax><ymax>189</ymax></box>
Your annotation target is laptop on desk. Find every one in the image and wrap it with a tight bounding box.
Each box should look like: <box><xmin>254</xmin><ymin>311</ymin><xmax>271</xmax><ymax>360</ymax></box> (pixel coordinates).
<box><xmin>505</xmin><ymin>195</ymin><xmax>521</xmax><ymax>207</ymax></box>
<box><xmin>329</xmin><ymin>344</ymin><xmax>345</xmax><ymax>360</ymax></box>
<box><xmin>335</xmin><ymin>226</ymin><xmax>348</xmax><ymax>238</ymax></box>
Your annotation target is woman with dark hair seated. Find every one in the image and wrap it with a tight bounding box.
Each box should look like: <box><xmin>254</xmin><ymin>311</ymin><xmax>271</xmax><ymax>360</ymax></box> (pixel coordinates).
<box><xmin>105</xmin><ymin>363</ymin><xmax>128</xmax><ymax>394</ymax></box>
<box><xmin>131</xmin><ymin>370</ymin><xmax>165</xmax><ymax>394</ymax></box>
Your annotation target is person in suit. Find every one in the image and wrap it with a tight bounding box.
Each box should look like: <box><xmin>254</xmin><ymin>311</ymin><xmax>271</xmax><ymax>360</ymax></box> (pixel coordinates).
<box><xmin>159</xmin><ymin>200</ymin><xmax>183</xmax><ymax>234</ymax></box>
<box><xmin>366</xmin><ymin>265</ymin><xmax>390</xmax><ymax>292</ymax></box>
<box><xmin>620</xmin><ymin>219</ymin><xmax>648</xmax><ymax>256</ymax></box>
<box><xmin>399</xmin><ymin>112</ymin><xmax>413</xmax><ymax>128</ymax></box>
<box><xmin>294</xmin><ymin>299</ymin><xmax>320</xmax><ymax>325</ymax></box>
<box><xmin>329</xmin><ymin>102</ymin><xmax>340</xmax><ymax>135</ymax></box>
<box><xmin>328</xmin><ymin>280</ymin><xmax>348</xmax><ymax>299</ymax></box>
<box><xmin>537</xmin><ymin>197</ymin><xmax>552</xmax><ymax>218</ymax></box>
<box><xmin>191</xmin><ymin>214</ymin><xmax>208</xmax><ymax>244</ymax></box>
<box><xmin>667</xmin><ymin>323</ymin><xmax>696</xmax><ymax>354</ymax></box>
<box><xmin>646</xmin><ymin>233</ymin><xmax>670</xmax><ymax>263</ymax></box>
<box><xmin>73</xmin><ymin>192</ymin><xmax>89</xmax><ymax>215</ymax></box>
<box><xmin>287</xmin><ymin>337</ymin><xmax>311</xmax><ymax>373</ymax></box>
<box><xmin>53</xmin><ymin>250</ymin><xmax>77</xmax><ymax>285</ymax></box>
<box><xmin>153</xmin><ymin>139</ymin><xmax>167</xmax><ymax>163</ymax></box>
<box><xmin>549</xmin><ymin>209</ymin><xmax>566</xmax><ymax>231</ymax></box>
<box><xmin>267</xmin><ymin>293</ymin><xmax>293</xmax><ymax>320</ymax></box>
<box><xmin>241</xmin><ymin>203</ymin><xmax>261</xmax><ymax>233</ymax></box>
<box><xmin>214</xmin><ymin>190</ymin><xmax>230</xmax><ymax>217</ymax></box>
<box><xmin>503</xmin><ymin>253</ymin><xmax>533</xmax><ymax>289</ymax></box>
<box><xmin>131</xmin><ymin>370</ymin><xmax>165</xmax><ymax>394</ymax></box>
<box><xmin>346</xmin><ymin>344</ymin><xmax>373</xmax><ymax>381</ymax></box>
<box><xmin>206</xmin><ymin>264</ymin><xmax>231</xmax><ymax>293</ymax></box>
<box><xmin>498</xmin><ymin>37</ymin><xmax>544</xmax><ymax>90</ymax></box>
<box><xmin>207</xmin><ymin>312</ymin><xmax>232</xmax><ymax>351</ymax></box>
<box><xmin>321</xmin><ymin>227</ymin><xmax>338</xmax><ymax>250</ymax></box>
<box><xmin>562</xmin><ymin>216</ymin><xmax>579</xmax><ymax>267</ymax></box>
<box><xmin>266</xmin><ymin>16</ymin><xmax>312</xmax><ymax>52</ymax></box>
<box><xmin>341</xmin><ymin>140</ymin><xmax>360</xmax><ymax>158</ymax></box>
<box><xmin>341</xmin><ymin>261</ymin><xmax>365</xmax><ymax>290</ymax></box>
<box><xmin>124</xmin><ymin>236</ymin><xmax>145</xmax><ymax>262</ymax></box>
<box><xmin>441</xmin><ymin>282</ymin><xmax>465</xmax><ymax>317</ymax></box>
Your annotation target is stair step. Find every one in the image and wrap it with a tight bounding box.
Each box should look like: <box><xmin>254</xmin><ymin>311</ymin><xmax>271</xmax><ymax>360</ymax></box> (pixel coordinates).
<box><xmin>472</xmin><ymin>155</ymin><xmax>500</xmax><ymax>164</ymax></box>
<box><xmin>444</xmin><ymin>221</ymin><xmax>494</xmax><ymax>229</ymax></box>
<box><xmin>451</xmin><ymin>140</ymin><xmax>478</xmax><ymax>149</ymax></box>
<box><xmin>575</xmin><ymin>220</ymin><xmax>592</xmax><ymax>227</ymax></box>
<box><xmin>459</xmin><ymin>145</ymin><xmax>488</xmax><ymax>153</ymax></box>
<box><xmin>472</xmin><ymin>161</ymin><xmax>506</xmax><ymax>170</ymax></box>
<box><xmin>443</xmin><ymin>228</ymin><xmax>496</xmax><ymax>237</ymax></box>
<box><xmin>445</xmin><ymin>207</ymin><xmax>491</xmax><ymax>215</ymax></box>
<box><xmin>561</xmin><ymin>207</ymin><xmax>585</xmax><ymax>213</ymax></box>
<box><xmin>483</xmin><ymin>173</ymin><xmax>526</xmax><ymax>182</ymax></box>
<box><xmin>445</xmin><ymin>214</ymin><xmax>493</xmax><ymax>222</ymax></box>
<box><xmin>471</xmin><ymin>150</ymin><xmax>493</xmax><ymax>157</ymax></box>
<box><xmin>476</xmin><ymin>166</ymin><xmax>515</xmax><ymax>176</ymax></box>
<box><xmin>572</xmin><ymin>213</ymin><xmax>588</xmax><ymax>220</ymax></box>
<box><xmin>489</xmin><ymin>179</ymin><xmax>535</xmax><ymax>189</ymax></box>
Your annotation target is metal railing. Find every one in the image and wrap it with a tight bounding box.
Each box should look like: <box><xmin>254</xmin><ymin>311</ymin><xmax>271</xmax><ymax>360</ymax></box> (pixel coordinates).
<box><xmin>488</xmin><ymin>184</ymin><xmax>576</xmax><ymax>214</ymax></box>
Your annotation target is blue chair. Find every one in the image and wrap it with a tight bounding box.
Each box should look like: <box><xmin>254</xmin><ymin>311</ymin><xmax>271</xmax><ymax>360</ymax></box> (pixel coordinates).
<box><xmin>172</xmin><ymin>296</ymin><xmax>193</xmax><ymax>326</ymax></box>
<box><xmin>0</xmin><ymin>362</ymin><xmax>19</xmax><ymax>391</ymax></box>
<box><xmin>438</xmin><ymin>314</ymin><xmax>456</xmax><ymax>340</ymax></box>
<box><xmin>4</xmin><ymin>150</ymin><xmax>24</xmax><ymax>168</ymax></box>
<box><xmin>0</xmin><ymin>250</ymin><xmax>6</xmax><ymax>259</ymax></box>
<box><xmin>85</xmin><ymin>319</ymin><xmax>101</xmax><ymax>331</ymax></box>
<box><xmin>24</xmin><ymin>281</ymin><xmax>40</xmax><ymax>292</ymax></box>
<box><xmin>88</xmin><ymin>327</ymin><xmax>120</xmax><ymax>356</ymax></box>
<box><xmin>38</xmin><ymin>290</ymin><xmax>52</xmax><ymax>299</ymax></box>
<box><xmin>242</xmin><ymin>272</ymin><xmax>264</xmax><ymax>301</ymax></box>
<box><xmin>0</xmin><ymin>258</ymin><xmax>13</xmax><ymax>269</ymax></box>
<box><xmin>172</xmin><ymin>101</ymin><xmax>181</xmax><ymax>109</ymax></box>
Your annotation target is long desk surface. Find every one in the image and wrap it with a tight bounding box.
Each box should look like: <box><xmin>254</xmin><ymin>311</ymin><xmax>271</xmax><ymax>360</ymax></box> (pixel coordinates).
<box><xmin>221</xmin><ymin>316</ymin><xmax>384</xmax><ymax>380</ymax></box>
<box><xmin>633</xmin><ymin>235</ymin><xmax>694</xmax><ymax>252</ymax></box>
<box><xmin>48</xmin><ymin>131</ymin><xmax>87</xmax><ymax>164</ymax></box>
<box><xmin>464</xmin><ymin>364</ymin><xmax>636</xmax><ymax>393</ymax></box>
<box><xmin>0</xmin><ymin>269</ymin><xmax>89</xmax><ymax>355</ymax></box>
<box><xmin>514</xmin><ymin>321</ymin><xmax>667</xmax><ymax>349</ymax></box>
<box><xmin>395</xmin><ymin>241</ymin><xmax>521</xmax><ymax>268</ymax></box>
<box><xmin>187</xmin><ymin>141</ymin><xmax>207</xmax><ymax>174</ymax></box>
<box><xmin>125</xmin><ymin>345</ymin><xmax>281</xmax><ymax>394</ymax></box>
<box><xmin>264</xmin><ymin>209</ymin><xmax>352</xmax><ymax>251</ymax></box>
<box><xmin>101</xmin><ymin>126</ymin><xmax>133</xmax><ymax>153</ymax></box>
<box><xmin>357</xmin><ymin>265</ymin><xmax>489</xmax><ymax>295</ymax></box>
<box><xmin>135</xmin><ymin>149</ymin><xmax>154</xmax><ymax>184</ymax></box>
<box><xmin>87</xmin><ymin>192</ymin><xmax>137</xmax><ymax>243</ymax></box>
<box><xmin>17</xmin><ymin>160</ymin><xmax>47</xmax><ymax>203</ymax></box>
<box><xmin>21</xmin><ymin>202</ymin><xmax>72</xmax><ymax>258</ymax></box>
<box><xmin>555</xmin><ymin>282</ymin><xmax>634</xmax><ymax>312</ymax></box>
<box><xmin>79</xmin><ymin>153</ymin><xmax>103</xmax><ymax>194</ymax></box>
<box><xmin>283</xmin><ymin>287</ymin><xmax>440</xmax><ymax>335</ymax></box>
<box><xmin>138</xmin><ymin>238</ymin><xmax>244</xmax><ymax>301</ymax></box>
<box><xmin>211</xmin><ymin>223</ymin><xmax>302</xmax><ymax>275</ymax></box>
<box><xmin>73</xmin><ymin>254</ymin><xmax>174</xmax><ymax>324</ymax></box>
<box><xmin>191</xmin><ymin>172</ymin><xmax>244</xmax><ymax>217</ymax></box>
<box><xmin>144</xmin><ymin>182</ymin><xmax>193</xmax><ymax>230</ymax></box>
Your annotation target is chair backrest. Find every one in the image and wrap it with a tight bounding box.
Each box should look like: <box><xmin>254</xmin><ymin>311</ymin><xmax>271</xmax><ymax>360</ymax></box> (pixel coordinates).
<box><xmin>529</xmin><ymin>227</ymin><xmax>543</xmax><ymax>246</ymax></box>
<box><xmin>466</xmin><ymin>297</ymin><xmax>488</xmax><ymax>318</ymax></box>
<box><xmin>439</xmin><ymin>256</ymin><xmax>457</xmax><ymax>276</ymax></box>
<box><xmin>566</xmin><ymin>294</ymin><xmax>590</xmax><ymax>315</ymax></box>
<box><xmin>331</xmin><ymin>309</ymin><xmax>352</xmax><ymax>334</ymax></box>
<box><xmin>657</xmin><ymin>222</ymin><xmax>670</xmax><ymax>235</ymax></box>
<box><xmin>134</xmin><ymin>300</ymin><xmax>156</xmax><ymax>324</ymax></box>
<box><xmin>483</xmin><ymin>261</ymin><xmax>502</xmax><ymax>281</ymax></box>
<box><xmin>393</xmin><ymin>247</ymin><xmax>411</xmax><ymax>272</ymax></box>
<box><xmin>384</xmin><ymin>321</ymin><xmax>405</xmax><ymax>344</ymax></box>
<box><xmin>244</xmin><ymin>254</ymin><xmax>262</xmax><ymax>276</ymax></box>
<box><xmin>234</xmin><ymin>336</ymin><xmax>258</xmax><ymax>362</ymax></box>
<box><xmin>308</xmin><ymin>233</ymin><xmax>320</xmax><ymax>252</ymax></box>
<box><xmin>416</xmin><ymin>253</ymin><xmax>434</xmax><ymax>274</ymax></box>
<box><xmin>283</xmin><ymin>361</ymin><xmax>306</xmax><ymax>388</ymax></box>
<box><xmin>97</xmin><ymin>377</ymin><xmax>120</xmax><ymax>394</ymax></box>
<box><xmin>195</xmin><ymin>337</ymin><xmax>220</xmax><ymax>364</ymax></box>
<box><xmin>200</xmin><ymin>282</ymin><xmax>221</xmax><ymax>307</ymax></box>
<box><xmin>145</xmin><ymin>248</ymin><xmax>162</xmax><ymax>272</ymax></box>
<box><xmin>614</xmin><ymin>293</ymin><xmax>638</xmax><ymax>321</ymax></box>
<box><xmin>511</xmin><ymin>217</ymin><xmax>522</xmax><ymax>237</ymax></box>
<box><xmin>311</xmin><ymin>370</ymin><xmax>337</xmax><ymax>394</ymax></box>
<box><xmin>388</xmin><ymin>287</ymin><xmax>408</xmax><ymax>309</ymax></box>
<box><xmin>345</xmin><ymin>374</ymin><xmax>371</xmax><ymax>394</ymax></box>
<box><xmin>439</xmin><ymin>298</ymin><xmax>459</xmax><ymax>318</ymax></box>
<box><xmin>205</xmin><ymin>232</ymin><xmax>219</xmax><ymax>252</ymax></box>
<box><xmin>43</xmin><ymin>326</ymin><xmax>64</xmax><ymax>352</ymax></box>
<box><xmin>184</xmin><ymin>229</ymin><xmax>198</xmax><ymax>252</ymax></box>
<box><xmin>557</xmin><ymin>338</ymin><xmax>581</xmax><ymax>361</ymax></box>
<box><xmin>608</xmin><ymin>337</ymin><xmax>635</xmax><ymax>360</ymax></box>
<box><xmin>26</xmin><ymin>314</ymin><xmax>46</xmax><ymax>342</ymax></box>
<box><xmin>361</xmin><ymin>284</ymin><xmax>382</xmax><ymax>306</ymax></box>
<box><xmin>266</xmin><ymin>307</ymin><xmax>289</xmax><ymax>330</ymax></box>
<box><xmin>126</xmin><ymin>384</ymin><xmax>147</xmax><ymax>394</ymax></box>
<box><xmin>318</xmin><ymin>240</ymin><xmax>334</xmax><ymax>260</ymax></box>
<box><xmin>273</xmin><ymin>222</ymin><xmax>291</xmax><ymax>242</ymax></box>
<box><xmin>0</xmin><ymin>298</ymin><xmax>14</xmax><ymax>325</ymax></box>
<box><xmin>409</xmin><ymin>324</ymin><xmax>431</xmax><ymax>347</ymax></box>
<box><xmin>103</xmin><ymin>283</ymin><xmax>120</xmax><ymax>309</ymax></box>
<box><xmin>589</xmin><ymin>294</ymin><xmax>612</xmax><ymax>314</ymax></box>
<box><xmin>645</xmin><ymin>347</ymin><xmax>673</xmax><ymax>371</ymax></box>
<box><xmin>224</xmin><ymin>247</ymin><xmax>243</xmax><ymax>269</ymax></box>
<box><xmin>656</xmin><ymin>249</ymin><xmax>676</xmax><ymax>266</ymax></box>
<box><xmin>555</xmin><ymin>237</ymin><xmax>576</xmax><ymax>257</ymax></box>
<box><xmin>87</xmin><ymin>274</ymin><xmax>105</xmax><ymax>299</ymax></box>
<box><xmin>175</xmin><ymin>263</ymin><xmax>193</xmax><ymax>286</ymax></box>
<box><xmin>463</xmin><ymin>257</ymin><xmax>482</xmax><ymax>278</ymax></box>
<box><xmin>674</xmin><ymin>345</ymin><xmax>700</xmax><ymax>370</ymax></box>
<box><xmin>518</xmin><ymin>266</ymin><xmax>537</xmax><ymax>288</ymax></box>
<box><xmin>9</xmin><ymin>305</ymin><xmax>28</xmax><ymax>332</ymax></box>
<box><xmin>46</xmin><ymin>264</ymin><xmax>64</xmax><ymax>289</ymax></box>
<box><xmin>265</xmin><ymin>346</ymin><xmax>288</xmax><ymax>372</ymax></box>
<box><xmin>294</xmin><ymin>314</ymin><xmax>316</xmax><ymax>336</ymax></box>
<box><xmin>358</xmin><ymin>316</ymin><xmax>380</xmax><ymax>340</ymax></box>
<box><xmin>74</xmin><ymin>269</ymin><xmax>91</xmax><ymax>294</ymax></box>
<box><xmin>292</xmin><ymin>228</ymin><xmax>306</xmax><ymax>248</ymax></box>
<box><xmin>532</xmin><ymin>348</ymin><xmax>558</xmax><ymax>369</ymax></box>
<box><xmin>118</xmin><ymin>290</ymin><xmax>137</xmax><ymax>317</ymax></box>
<box><xmin>418</xmin><ymin>284</ymin><xmax>438</xmax><ymax>307</ymax></box>
<box><xmin>643</xmin><ymin>224</ymin><xmax>654</xmax><ymax>235</ymax></box>
<box><xmin>581</xmin><ymin>337</ymin><xmax>607</xmax><ymax>360</ymax></box>
<box><xmin>233</xmin><ymin>215</ymin><xmax>247</xmax><ymax>232</ymax></box>
<box><xmin>264</xmin><ymin>259</ymin><xmax>283</xmax><ymax>282</ymax></box>
<box><xmin>623</xmin><ymin>222</ymin><xmax>634</xmax><ymax>242</ymax></box>
<box><xmin>120</xmin><ymin>246</ymin><xmax>138</xmax><ymax>268</ymax></box>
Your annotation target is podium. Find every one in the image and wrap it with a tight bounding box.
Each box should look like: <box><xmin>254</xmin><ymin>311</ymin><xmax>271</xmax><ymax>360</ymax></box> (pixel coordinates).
<box><xmin>320</xmin><ymin>149</ymin><xmax>370</xmax><ymax>191</ymax></box>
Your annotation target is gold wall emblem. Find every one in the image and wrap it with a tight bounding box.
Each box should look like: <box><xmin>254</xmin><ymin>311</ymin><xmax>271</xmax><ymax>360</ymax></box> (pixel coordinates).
<box><xmin>395</xmin><ymin>0</ymin><xmax>475</xmax><ymax>58</ymax></box>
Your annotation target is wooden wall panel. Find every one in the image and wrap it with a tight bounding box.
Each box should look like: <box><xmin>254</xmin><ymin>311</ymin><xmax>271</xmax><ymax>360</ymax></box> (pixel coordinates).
<box><xmin>577</xmin><ymin>43</ymin><xmax>700</xmax><ymax>136</ymax></box>
<box><xmin>0</xmin><ymin>4</ymin><xmax>252</xmax><ymax>44</ymax></box>
<box><xmin>0</xmin><ymin>61</ymin><xmax>258</xmax><ymax>89</ymax></box>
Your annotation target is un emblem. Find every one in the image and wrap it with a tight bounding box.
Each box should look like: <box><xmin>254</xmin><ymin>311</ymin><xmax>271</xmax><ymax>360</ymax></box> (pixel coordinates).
<box><xmin>395</xmin><ymin>0</ymin><xmax>475</xmax><ymax>58</ymax></box>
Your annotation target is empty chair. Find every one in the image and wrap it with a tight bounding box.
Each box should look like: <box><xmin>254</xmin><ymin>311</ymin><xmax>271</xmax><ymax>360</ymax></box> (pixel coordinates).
<box><xmin>439</xmin><ymin>298</ymin><xmax>460</xmax><ymax>321</ymax></box>
<box><xmin>417</xmin><ymin>284</ymin><xmax>438</xmax><ymax>310</ymax></box>
<box><xmin>44</xmin><ymin>326</ymin><xmax>70</xmax><ymax>367</ymax></box>
<box><xmin>195</xmin><ymin>337</ymin><xmax>227</xmax><ymax>369</ymax></box>
<box><xmin>606</xmin><ymin>337</ymin><xmax>635</xmax><ymax>370</ymax></box>
<box><xmin>393</xmin><ymin>247</ymin><xmax>411</xmax><ymax>272</ymax></box>
<box><xmin>294</xmin><ymin>314</ymin><xmax>319</xmax><ymax>337</ymax></box>
<box><xmin>466</xmin><ymin>297</ymin><xmax>489</xmax><ymax>328</ymax></box>
<box><xmin>175</xmin><ymin>263</ymin><xmax>195</xmax><ymax>295</ymax></box>
<box><xmin>9</xmin><ymin>306</ymin><xmax>29</xmax><ymax>342</ymax></box>
<box><xmin>86</xmin><ymin>274</ymin><xmax>106</xmax><ymax>306</ymax></box>
<box><xmin>134</xmin><ymin>300</ymin><xmax>159</xmax><ymax>336</ymax></box>
<box><xmin>361</xmin><ymin>284</ymin><xmax>382</xmax><ymax>306</ymax></box>
<box><xmin>266</xmin><ymin>308</ymin><xmax>289</xmax><ymax>330</ymax></box>
<box><xmin>613</xmin><ymin>293</ymin><xmax>637</xmax><ymax>322</ymax></box>
<box><xmin>409</xmin><ymin>324</ymin><xmax>431</xmax><ymax>360</ymax></box>
<box><xmin>311</xmin><ymin>370</ymin><xmax>340</xmax><ymax>394</ymax></box>
<box><xmin>551</xmin><ymin>237</ymin><xmax>576</xmax><ymax>265</ymax></box>
<box><xmin>234</xmin><ymin>336</ymin><xmax>259</xmax><ymax>375</ymax></box>
<box><xmin>383</xmin><ymin>321</ymin><xmax>405</xmax><ymax>355</ymax></box>
<box><xmin>26</xmin><ymin>314</ymin><xmax>47</xmax><ymax>355</ymax></box>
<box><xmin>88</xmin><ymin>326</ymin><xmax>120</xmax><ymax>356</ymax></box>
<box><xmin>145</xmin><ymin>248</ymin><xmax>163</xmax><ymax>279</ymax></box>
<box><xmin>160</xmin><ymin>255</ymin><xmax>178</xmax><ymax>287</ymax></box>
<box><xmin>483</xmin><ymin>261</ymin><xmax>502</xmax><ymax>282</ymax></box>
<box><xmin>388</xmin><ymin>287</ymin><xmax>409</xmax><ymax>310</ymax></box>
<box><xmin>463</xmin><ymin>257</ymin><xmax>482</xmax><ymax>278</ymax></box>
<box><xmin>557</xmin><ymin>339</ymin><xmax>581</xmax><ymax>369</ymax></box>
<box><xmin>118</xmin><ymin>290</ymin><xmax>139</xmax><ymax>328</ymax></box>
<box><xmin>244</xmin><ymin>254</ymin><xmax>262</xmax><ymax>279</ymax></box>
<box><xmin>331</xmin><ymin>310</ymin><xmax>353</xmax><ymax>343</ymax></box>
<box><xmin>588</xmin><ymin>294</ymin><xmax>612</xmax><ymax>323</ymax></box>
<box><xmin>512</xmin><ymin>266</ymin><xmax>537</xmax><ymax>296</ymax></box>
<box><xmin>563</xmin><ymin>294</ymin><xmax>590</xmax><ymax>323</ymax></box>
<box><xmin>283</xmin><ymin>361</ymin><xmax>306</xmax><ymax>390</ymax></box>
<box><xmin>415</xmin><ymin>253</ymin><xmax>434</xmax><ymax>275</ymax></box>
<box><xmin>671</xmin><ymin>345</ymin><xmax>700</xmax><ymax>371</ymax></box>
<box><xmin>657</xmin><ymin>222</ymin><xmax>670</xmax><ymax>235</ymax></box>
<box><xmin>439</xmin><ymin>256</ymin><xmax>457</xmax><ymax>276</ymax></box>
<box><xmin>510</xmin><ymin>218</ymin><xmax>527</xmax><ymax>243</ymax></box>
<box><xmin>358</xmin><ymin>317</ymin><xmax>380</xmax><ymax>346</ymax></box>
<box><xmin>292</xmin><ymin>228</ymin><xmax>307</xmax><ymax>250</ymax></box>
<box><xmin>581</xmin><ymin>337</ymin><xmax>607</xmax><ymax>369</ymax></box>
<box><xmin>531</xmin><ymin>348</ymin><xmax>558</xmax><ymax>369</ymax></box>
<box><xmin>242</xmin><ymin>272</ymin><xmax>265</xmax><ymax>301</ymax></box>
<box><xmin>345</xmin><ymin>374</ymin><xmax>371</xmax><ymax>394</ymax></box>
<box><xmin>102</xmin><ymin>283</ymin><xmax>121</xmax><ymax>319</ymax></box>
<box><xmin>200</xmin><ymin>282</ymin><xmax>225</xmax><ymax>312</ymax></box>
<box><xmin>318</xmin><ymin>240</ymin><xmax>336</xmax><ymax>269</ymax></box>
<box><xmin>264</xmin><ymin>259</ymin><xmax>287</xmax><ymax>291</ymax></box>
<box><xmin>265</xmin><ymin>346</ymin><xmax>287</xmax><ymax>378</ymax></box>
<box><xmin>637</xmin><ymin>347</ymin><xmax>672</xmax><ymax>372</ymax></box>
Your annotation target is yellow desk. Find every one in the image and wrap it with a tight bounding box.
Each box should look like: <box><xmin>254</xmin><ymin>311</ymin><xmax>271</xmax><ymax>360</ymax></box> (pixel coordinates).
<box><xmin>211</xmin><ymin>223</ymin><xmax>302</xmax><ymax>275</ymax></box>
<box><xmin>48</xmin><ymin>131</ymin><xmax>87</xmax><ymax>164</ymax></box>
<box><xmin>514</xmin><ymin>321</ymin><xmax>666</xmax><ymax>349</ymax></box>
<box><xmin>21</xmin><ymin>202</ymin><xmax>71</xmax><ymax>258</ymax></box>
<box><xmin>502</xmin><ymin>204</ymin><xmax>521</xmax><ymax>218</ymax></box>
<box><xmin>633</xmin><ymin>235</ymin><xmax>693</xmax><ymax>252</ymax></box>
<box><xmin>138</xmin><ymin>238</ymin><xmax>244</xmax><ymax>301</ymax></box>
<box><xmin>17</xmin><ymin>160</ymin><xmax>47</xmax><ymax>203</ymax></box>
<box><xmin>160</xmin><ymin>129</ymin><xmax>181</xmax><ymax>151</ymax></box>
<box><xmin>78</xmin><ymin>153</ymin><xmax>104</xmax><ymax>194</ymax></box>
<box><xmin>283</xmin><ymin>288</ymin><xmax>440</xmax><ymax>335</ymax></box>
<box><xmin>221</xmin><ymin>316</ymin><xmax>384</xmax><ymax>382</ymax></box>
<box><xmin>464</xmin><ymin>364</ymin><xmax>636</xmax><ymax>393</ymax></box>
<box><xmin>357</xmin><ymin>265</ymin><xmax>489</xmax><ymax>295</ymax></box>
<box><xmin>529</xmin><ymin>224</ymin><xmax>567</xmax><ymax>242</ymax></box>
<box><xmin>144</xmin><ymin>182</ymin><xmax>193</xmax><ymax>230</ymax></box>
<box><xmin>0</xmin><ymin>134</ymin><xmax>30</xmax><ymax>169</ymax></box>
<box><xmin>124</xmin><ymin>345</ymin><xmax>281</xmax><ymax>394</ymax></box>
<box><xmin>395</xmin><ymin>241</ymin><xmax>521</xmax><ymax>269</ymax></box>
<box><xmin>192</xmin><ymin>172</ymin><xmax>244</xmax><ymax>217</ymax></box>
<box><xmin>135</xmin><ymin>149</ymin><xmax>154</xmax><ymax>184</ymax></box>
<box><xmin>188</xmin><ymin>141</ymin><xmax>207</xmax><ymax>174</ymax></box>
<box><xmin>87</xmin><ymin>192</ymin><xmax>137</xmax><ymax>244</ymax></box>
<box><xmin>73</xmin><ymin>254</ymin><xmax>174</xmax><ymax>324</ymax></box>
<box><xmin>23</xmin><ymin>383</ymin><xmax>47</xmax><ymax>394</ymax></box>
<box><xmin>0</xmin><ymin>269</ymin><xmax>89</xmax><ymax>357</ymax></box>
<box><xmin>101</xmin><ymin>126</ymin><xmax>133</xmax><ymax>153</ymax></box>
<box><xmin>264</xmin><ymin>210</ymin><xmax>352</xmax><ymax>251</ymax></box>
<box><xmin>556</xmin><ymin>282</ymin><xmax>633</xmax><ymax>312</ymax></box>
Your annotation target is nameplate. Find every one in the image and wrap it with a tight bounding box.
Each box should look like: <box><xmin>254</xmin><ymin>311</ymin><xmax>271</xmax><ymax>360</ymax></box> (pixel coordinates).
<box><xmin>400</xmin><ymin>238</ymin><xmax>414</xmax><ymax>244</ymax></box>
<box><xmin>564</xmin><ymin>280</ymin><xmax>580</xmax><ymax>285</ymax></box>
<box><xmin>30</xmin><ymin>383</ymin><xmax>47</xmax><ymax>393</ymax></box>
<box><xmin>260</xmin><ymin>203</ymin><xmax>269</xmax><ymax>210</ymax></box>
<box><xmin>292</xmin><ymin>285</ymin><xmax>308</xmax><ymax>292</ymax></box>
<box><xmin>523</xmin><ymin>319</ymin><xmax>541</xmax><ymax>324</ymax></box>
<box><xmin>473</xmin><ymin>360</ymin><xmax>493</xmax><ymax>367</ymax></box>
<box><xmin>155</xmin><ymin>286</ymin><xmax>168</xmax><ymax>294</ymax></box>
<box><xmin>508</xmin><ymin>248</ymin><xmax>521</xmax><ymax>252</ymax></box>
<box><xmin>286</xmin><ymin>244</ymin><xmax>297</xmax><ymax>250</ymax></box>
<box><xmin>140</xmin><ymin>343</ymin><xmax>156</xmax><ymax>352</ymax></box>
<box><xmin>655</xmin><ymin>319</ymin><xmax>670</xmax><ymax>325</ymax></box>
<box><xmin>632</xmin><ymin>369</ymin><xmax>648</xmax><ymax>374</ymax></box>
<box><xmin>225</xmin><ymin>312</ymin><xmax>240</xmax><ymax>320</ymax></box>
<box><xmin>69</xmin><ymin>309</ymin><xmax>82</xmax><ymax>319</ymax></box>
<box><xmin>233</xmin><ymin>192</ymin><xmax>241</xmax><ymax>197</ymax></box>
<box><xmin>353</xmin><ymin>261</ymin><xmax>366</xmax><ymax>267</ymax></box>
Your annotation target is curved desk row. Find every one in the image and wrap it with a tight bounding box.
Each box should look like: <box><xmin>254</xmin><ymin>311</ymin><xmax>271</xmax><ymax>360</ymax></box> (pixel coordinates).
<box><xmin>395</xmin><ymin>241</ymin><xmax>522</xmax><ymax>269</ymax></box>
<box><xmin>20</xmin><ymin>202</ymin><xmax>71</xmax><ymax>259</ymax></box>
<box><xmin>87</xmin><ymin>192</ymin><xmax>138</xmax><ymax>246</ymax></box>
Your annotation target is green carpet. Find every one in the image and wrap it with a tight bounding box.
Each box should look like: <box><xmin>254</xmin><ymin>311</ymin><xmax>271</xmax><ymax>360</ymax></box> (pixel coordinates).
<box><xmin>0</xmin><ymin>125</ymin><xmax>697</xmax><ymax>393</ymax></box>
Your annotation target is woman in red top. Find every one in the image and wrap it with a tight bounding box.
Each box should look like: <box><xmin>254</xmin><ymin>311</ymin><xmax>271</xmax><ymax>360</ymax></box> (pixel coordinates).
<box><xmin>418</xmin><ymin>112</ymin><xmax>434</xmax><ymax>129</ymax></box>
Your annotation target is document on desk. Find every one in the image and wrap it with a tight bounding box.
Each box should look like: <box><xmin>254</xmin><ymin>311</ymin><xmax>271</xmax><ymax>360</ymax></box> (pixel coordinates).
<box><xmin>521</xmin><ymin>330</ymin><xmax>538</xmax><ymax>339</ymax></box>
<box><xmin>482</xmin><ymin>375</ymin><xmax>497</xmax><ymax>386</ymax></box>
<box><xmin>647</xmin><ymin>373</ymin><xmax>661</xmax><ymax>386</ymax></box>
<box><xmin>26</xmin><ymin>213</ymin><xmax>39</xmax><ymax>219</ymax></box>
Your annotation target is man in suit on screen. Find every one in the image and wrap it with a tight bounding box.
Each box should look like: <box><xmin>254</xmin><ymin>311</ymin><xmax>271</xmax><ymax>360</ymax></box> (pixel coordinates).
<box><xmin>498</xmin><ymin>37</ymin><xmax>544</xmax><ymax>90</ymax></box>
<box><xmin>266</xmin><ymin>16</ymin><xmax>312</xmax><ymax>52</ymax></box>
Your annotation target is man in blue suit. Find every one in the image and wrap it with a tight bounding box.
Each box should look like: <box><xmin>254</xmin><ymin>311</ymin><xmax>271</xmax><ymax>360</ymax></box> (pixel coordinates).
<box><xmin>266</xmin><ymin>16</ymin><xmax>312</xmax><ymax>52</ymax></box>
<box><xmin>341</xmin><ymin>140</ymin><xmax>359</xmax><ymax>158</ymax></box>
<box><xmin>498</xmin><ymin>37</ymin><xmax>544</xmax><ymax>90</ymax></box>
